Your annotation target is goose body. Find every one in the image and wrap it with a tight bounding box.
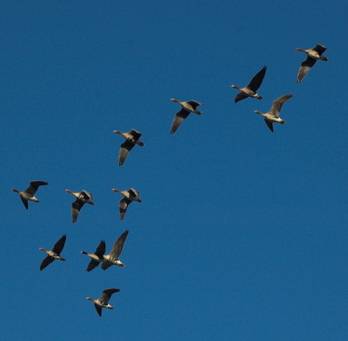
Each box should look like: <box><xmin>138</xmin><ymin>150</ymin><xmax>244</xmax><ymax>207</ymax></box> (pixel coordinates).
<box><xmin>11</xmin><ymin>180</ymin><xmax>48</xmax><ymax>209</ymax></box>
<box><xmin>296</xmin><ymin>44</ymin><xmax>328</xmax><ymax>83</ymax></box>
<box><xmin>112</xmin><ymin>188</ymin><xmax>141</xmax><ymax>220</ymax></box>
<box><xmin>170</xmin><ymin>98</ymin><xmax>204</xmax><ymax>134</ymax></box>
<box><xmin>231</xmin><ymin>66</ymin><xmax>267</xmax><ymax>103</ymax></box>
<box><xmin>254</xmin><ymin>94</ymin><xmax>293</xmax><ymax>132</ymax></box>
<box><xmin>113</xmin><ymin>129</ymin><xmax>144</xmax><ymax>166</ymax></box>
<box><xmin>102</xmin><ymin>230</ymin><xmax>129</xmax><ymax>270</ymax></box>
<box><xmin>39</xmin><ymin>235</ymin><xmax>66</xmax><ymax>270</ymax></box>
<box><xmin>80</xmin><ymin>240</ymin><xmax>106</xmax><ymax>272</ymax></box>
<box><xmin>86</xmin><ymin>288</ymin><xmax>120</xmax><ymax>317</ymax></box>
<box><xmin>66</xmin><ymin>189</ymin><xmax>94</xmax><ymax>223</ymax></box>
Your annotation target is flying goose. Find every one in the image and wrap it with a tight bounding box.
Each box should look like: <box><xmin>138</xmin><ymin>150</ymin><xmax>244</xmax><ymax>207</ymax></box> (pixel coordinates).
<box><xmin>102</xmin><ymin>230</ymin><xmax>129</xmax><ymax>270</ymax></box>
<box><xmin>80</xmin><ymin>240</ymin><xmax>106</xmax><ymax>272</ymax></box>
<box><xmin>39</xmin><ymin>235</ymin><xmax>66</xmax><ymax>270</ymax></box>
<box><xmin>11</xmin><ymin>180</ymin><xmax>48</xmax><ymax>209</ymax></box>
<box><xmin>112</xmin><ymin>188</ymin><xmax>141</xmax><ymax>220</ymax></box>
<box><xmin>66</xmin><ymin>189</ymin><xmax>94</xmax><ymax>223</ymax></box>
<box><xmin>254</xmin><ymin>94</ymin><xmax>293</xmax><ymax>132</ymax></box>
<box><xmin>170</xmin><ymin>98</ymin><xmax>204</xmax><ymax>134</ymax></box>
<box><xmin>113</xmin><ymin>129</ymin><xmax>144</xmax><ymax>166</ymax></box>
<box><xmin>231</xmin><ymin>66</ymin><xmax>267</xmax><ymax>103</ymax></box>
<box><xmin>86</xmin><ymin>288</ymin><xmax>120</xmax><ymax>317</ymax></box>
<box><xmin>296</xmin><ymin>44</ymin><xmax>328</xmax><ymax>83</ymax></box>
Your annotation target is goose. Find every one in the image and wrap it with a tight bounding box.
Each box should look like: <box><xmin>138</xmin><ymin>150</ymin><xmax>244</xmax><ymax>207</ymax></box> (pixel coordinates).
<box><xmin>112</xmin><ymin>188</ymin><xmax>141</xmax><ymax>220</ymax></box>
<box><xmin>296</xmin><ymin>44</ymin><xmax>328</xmax><ymax>83</ymax></box>
<box><xmin>254</xmin><ymin>94</ymin><xmax>293</xmax><ymax>132</ymax></box>
<box><xmin>39</xmin><ymin>235</ymin><xmax>66</xmax><ymax>270</ymax></box>
<box><xmin>80</xmin><ymin>240</ymin><xmax>106</xmax><ymax>272</ymax></box>
<box><xmin>11</xmin><ymin>180</ymin><xmax>48</xmax><ymax>209</ymax></box>
<box><xmin>231</xmin><ymin>66</ymin><xmax>267</xmax><ymax>103</ymax></box>
<box><xmin>102</xmin><ymin>230</ymin><xmax>129</xmax><ymax>270</ymax></box>
<box><xmin>170</xmin><ymin>98</ymin><xmax>204</xmax><ymax>134</ymax></box>
<box><xmin>113</xmin><ymin>129</ymin><xmax>144</xmax><ymax>166</ymax></box>
<box><xmin>65</xmin><ymin>189</ymin><xmax>94</xmax><ymax>223</ymax></box>
<box><xmin>86</xmin><ymin>288</ymin><xmax>120</xmax><ymax>317</ymax></box>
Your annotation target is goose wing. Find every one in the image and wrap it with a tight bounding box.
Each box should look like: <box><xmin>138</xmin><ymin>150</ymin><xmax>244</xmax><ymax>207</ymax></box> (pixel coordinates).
<box><xmin>264</xmin><ymin>119</ymin><xmax>274</xmax><ymax>132</ymax></box>
<box><xmin>269</xmin><ymin>94</ymin><xmax>293</xmax><ymax>118</ymax></box>
<box><xmin>72</xmin><ymin>199</ymin><xmax>85</xmax><ymax>223</ymax></box>
<box><xmin>129</xmin><ymin>188</ymin><xmax>140</xmax><ymax>198</ymax></box>
<box><xmin>110</xmin><ymin>230</ymin><xmax>129</xmax><ymax>259</ymax></box>
<box><xmin>81</xmin><ymin>190</ymin><xmax>94</xmax><ymax>201</ymax></box>
<box><xmin>52</xmin><ymin>235</ymin><xmax>67</xmax><ymax>254</ymax></box>
<box><xmin>170</xmin><ymin>109</ymin><xmax>190</xmax><ymax>134</ymax></box>
<box><xmin>101</xmin><ymin>261</ymin><xmax>113</xmax><ymax>270</ymax></box>
<box><xmin>186</xmin><ymin>100</ymin><xmax>203</xmax><ymax>109</ymax></box>
<box><xmin>234</xmin><ymin>91</ymin><xmax>249</xmax><ymax>103</ymax></box>
<box><xmin>94</xmin><ymin>240</ymin><xmax>106</xmax><ymax>257</ymax></box>
<box><xmin>130</xmin><ymin>129</ymin><xmax>142</xmax><ymax>140</ymax></box>
<box><xmin>119</xmin><ymin>198</ymin><xmax>132</xmax><ymax>220</ymax></box>
<box><xmin>40</xmin><ymin>255</ymin><xmax>55</xmax><ymax>270</ymax></box>
<box><xmin>94</xmin><ymin>303</ymin><xmax>103</xmax><ymax>317</ymax></box>
<box><xmin>297</xmin><ymin>57</ymin><xmax>316</xmax><ymax>83</ymax></box>
<box><xmin>20</xmin><ymin>197</ymin><xmax>29</xmax><ymax>210</ymax></box>
<box><xmin>86</xmin><ymin>259</ymin><xmax>101</xmax><ymax>272</ymax></box>
<box><xmin>26</xmin><ymin>181</ymin><xmax>48</xmax><ymax>196</ymax></box>
<box><xmin>247</xmin><ymin>66</ymin><xmax>267</xmax><ymax>91</ymax></box>
<box><xmin>313</xmin><ymin>44</ymin><xmax>327</xmax><ymax>55</ymax></box>
<box><xmin>100</xmin><ymin>288</ymin><xmax>120</xmax><ymax>303</ymax></box>
<box><xmin>119</xmin><ymin>140</ymin><xmax>135</xmax><ymax>166</ymax></box>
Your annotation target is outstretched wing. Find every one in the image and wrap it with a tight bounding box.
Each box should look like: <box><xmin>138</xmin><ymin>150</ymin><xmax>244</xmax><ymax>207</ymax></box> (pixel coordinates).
<box><xmin>86</xmin><ymin>259</ymin><xmax>101</xmax><ymax>272</ymax></box>
<box><xmin>234</xmin><ymin>91</ymin><xmax>249</xmax><ymax>103</ymax></box>
<box><xmin>264</xmin><ymin>119</ymin><xmax>274</xmax><ymax>132</ymax></box>
<box><xmin>40</xmin><ymin>255</ymin><xmax>54</xmax><ymax>270</ymax></box>
<box><xmin>119</xmin><ymin>198</ymin><xmax>131</xmax><ymax>220</ymax></box>
<box><xmin>100</xmin><ymin>288</ymin><xmax>120</xmax><ymax>303</ymax></box>
<box><xmin>297</xmin><ymin>57</ymin><xmax>316</xmax><ymax>83</ymax></box>
<box><xmin>269</xmin><ymin>94</ymin><xmax>293</xmax><ymax>117</ymax></box>
<box><xmin>101</xmin><ymin>261</ymin><xmax>113</xmax><ymax>270</ymax></box>
<box><xmin>119</xmin><ymin>140</ymin><xmax>135</xmax><ymax>166</ymax></box>
<box><xmin>247</xmin><ymin>66</ymin><xmax>267</xmax><ymax>91</ymax></box>
<box><xmin>20</xmin><ymin>197</ymin><xmax>29</xmax><ymax>210</ymax></box>
<box><xmin>170</xmin><ymin>109</ymin><xmax>190</xmax><ymax>134</ymax></box>
<box><xmin>94</xmin><ymin>303</ymin><xmax>103</xmax><ymax>317</ymax></box>
<box><xmin>72</xmin><ymin>200</ymin><xmax>84</xmax><ymax>223</ymax></box>
<box><xmin>94</xmin><ymin>240</ymin><xmax>106</xmax><ymax>257</ymax></box>
<box><xmin>26</xmin><ymin>181</ymin><xmax>48</xmax><ymax>196</ymax></box>
<box><xmin>52</xmin><ymin>235</ymin><xmax>67</xmax><ymax>254</ymax></box>
<box><xmin>110</xmin><ymin>230</ymin><xmax>129</xmax><ymax>259</ymax></box>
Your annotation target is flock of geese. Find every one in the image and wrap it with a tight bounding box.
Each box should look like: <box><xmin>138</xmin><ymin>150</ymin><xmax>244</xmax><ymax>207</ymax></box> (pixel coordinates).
<box><xmin>170</xmin><ymin>44</ymin><xmax>328</xmax><ymax>133</ymax></box>
<box><xmin>11</xmin><ymin>44</ymin><xmax>328</xmax><ymax>317</ymax></box>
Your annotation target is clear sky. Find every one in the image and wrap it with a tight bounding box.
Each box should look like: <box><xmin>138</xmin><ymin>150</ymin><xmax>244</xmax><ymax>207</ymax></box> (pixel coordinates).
<box><xmin>1</xmin><ymin>1</ymin><xmax>348</xmax><ymax>340</ymax></box>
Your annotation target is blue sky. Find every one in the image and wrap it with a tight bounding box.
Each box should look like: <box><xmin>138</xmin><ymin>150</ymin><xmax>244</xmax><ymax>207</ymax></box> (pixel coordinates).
<box><xmin>1</xmin><ymin>1</ymin><xmax>348</xmax><ymax>340</ymax></box>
